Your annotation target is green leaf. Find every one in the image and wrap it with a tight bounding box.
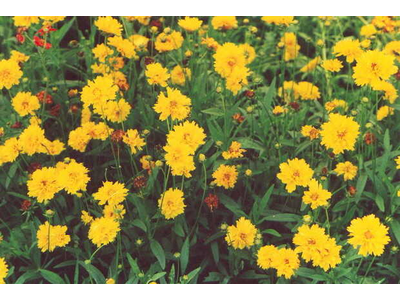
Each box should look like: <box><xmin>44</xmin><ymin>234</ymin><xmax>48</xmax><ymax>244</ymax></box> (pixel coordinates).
<box><xmin>79</xmin><ymin>261</ymin><xmax>105</xmax><ymax>284</ymax></box>
<box><xmin>40</xmin><ymin>269</ymin><xmax>65</xmax><ymax>284</ymax></box>
<box><xmin>259</xmin><ymin>185</ymin><xmax>274</xmax><ymax>212</ymax></box>
<box><xmin>375</xmin><ymin>194</ymin><xmax>385</xmax><ymax>212</ymax></box>
<box><xmin>219</xmin><ymin>194</ymin><xmax>246</xmax><ymax>217</ymax></box>
<box><xmin>126</xmin><ymin>253</ymin><xmax>140</xmax><ymax>274</ymax></box>
<box><xmin>180</xmin><ymin>237</ymin><xmax>190</xmax><ymax>274</ymax></box>
<box><xmin>202</xmin><ymin>108</ymin><xmax>224</xmax><ymax>116</ymax></box>
<box><xmin>149</xmin><ymin>272</ymin><xmax>166</xmax><ymax>282</ymax></box>
<box><xmin>131</xmin><ymin>219</ymin><xmax>147</xmax><ymax>232</ymax></box>
<box><xmin>354</xmin><ymin>173</ymin><xmax>368</xmax><ymax>203</ymax></box>
<box><xmin>186</xmin><ymin>267</ymin><xmax>201</xmax><ymax>283</ymax></box>
<box><xmin>390</xmin><ymin>220</ymin><xmax>400</xmax><ymax>245</ymax></box>
<box><xmin>6</xmin><ymin>162</ymin><xmax>18</xmax><ymax>189</ymax></box>
<box><xmin>150</xmin><ymin>240</ymin><xmax>166</xmax><ymax>269</ymax></box>
<box><xmin>259</xmin><ymin>213</ymin><xmax>301</xmax><ymax>222</ymax></box>
<box><xmin>211</xmin><ymin>241</ymin><xmax>219</xmax><ymax>263</ymax></box>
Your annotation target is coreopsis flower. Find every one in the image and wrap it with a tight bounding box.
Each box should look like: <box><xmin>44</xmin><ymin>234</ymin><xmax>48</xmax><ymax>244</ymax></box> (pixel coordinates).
<box><xmin>39</xmin><ymin>16</ymin><xmax>65</xmax><ymax>26</ymax></box>
<box><xmin>300</xmin><ymin>56</ymin><xmax>321</xmax><ymax>73</ymax></box>
<box><xmin>10</xmin><ymin>50</ymin><xmax>29</xmax><ymax>64</ymax></box>
<box><xmin>277</xmin><ymin>158</ymin><xmax>314</xmax><ymax>193</ymax></box>
<box><xmin>372</xmin><ymin>81</ymin><xmax>398</xmax><ymax>104</ymax></box>
<box><xmin>353</xmin><ymin>50</ymin><xmax>398</xmax><ymax>88</ymax></box>
<box><xmin>158</xmin><ymin>188</ymin><xmax>186</xmax><ymax>219</ymax></box>
<box><xmin>257</xmin><ymin>245</ymin><xmax>278</xmax><ymax>270</ymax></box>
<box><xmin>261</xmin><ymin>16</ymin><xmax>295</xmax><ymax>26</ymax></box>
<box><xmin>310</xmin><ymin>236</ymin><xmax>342</xmax><ymax>271</ymax></box>
<box><xmin>13</xmin><ymin>16</ymin><xmax>40</xmax><ymax>27</ymax></box>
<box><xmin>225</xmin><ymin>217</ymin><xmax>257</xmax><ymax>249</ymax></box>
<box><xmin>128</xmin><ymin>16</ymin><xmax>151</xmax><ymax>25</ymax></box>
<box><xmin>153</xmin><ymin>87</ymin><xmax>191</xmax><ymax>121</ymax></box>
<box><xmin>293</xmin><ymin>224</ymin><xmax>328</xmax><ymax>261</ymax></box>
<box><xmin>11</xmin><ymin>92</ymin><xmax>40</xmax><ymax>117</ymax></box>
<box><xmin>347</xmin><ymin>214</ymin><xmax>390</xmax><ymax>256</ymax></box>
<box><xmin>103</xmin><ymin>99</ymin><xmax>131</xmax><ymax>123</ymax></box>
<box><xmin>372</xmin><ymin>16</ymin><xmax>398</xmax><ymax>33</ymax></box>
<box><xmin>68</xmin><ymin>127</ymin><xmax>92</xmax><ymax>152</ymax></box>
<box><xmin>106</xmin><ymin>278</ymin><xmax>115</xmax><ymax>284</ymax></box>
<box><xmin>18</xmin><ymin>124</ymin><xmax>46</xmax><ymax>155</ymax></box>
<box><xmin>155</xmin><ymin>31</ymin><xmax>184</xmax><ymax>52</ymax></box>
<box><xmin>27</xmin><ymin>167</ymin><xmax>61</xmax><ymax>203</ymax></box>
<box><xmin>302</xmin><ymin>179</ymin><xmax>332</xmax><ymax>209</ymax></box>
<box><xmin>225</xmin><ymin>66</ymin><xmax>250</xmax><ymax>95</ymax></box>
<box><xmin>280</xmin><ymin>32</ymin><xmax>300</xmax><ymax>61</ymax></box>
<box><xmin>81</xmin><ymin>122</ymin><xmax>112</xmax><ymax>140</ymax></box>
<box><xmin>213</xmin><ymin>43</ymin><xmax>247</xmax><ymax>78</ymax></box>
<box><xmin>0</xmin><ymin>257</ymin><xmax>9</xmax><ymax>284</ymax></box>
<box><xmin>333</xmin><ymin>39</ymin><xmax>363</xmax><ymax>63</ymax></box>
<box><xmin>166</xmin><ymin>121</ymin><xmax>206</xmax><ymax>154</ymax></box>
<box><xmin>325</xmin><ymin>99</ymin><xmax>347</xmax><ymax>112</ymax></box>
<box><xmin>334</xmin><ymin>161</ymin><xmax>358</xmax><ymax>181</ymax></box>
<box><xmin>212</xmin><ymin>164</ymin><xmax>238</xmax><ymax>189</ymax></box>
<box><xmin>170</xmin><ymin>65</ymin><xmax>191</xmax><ymax>86</ymax></box>
<box><xmin>222</xmin><ymin>141</ymin><xmax>246</xmax><ymax>160</ymax></box>
<box><xmin>301</xmin><ymin>125</ymin><xmax>320</xmax><ymax>140</ymax></box>
<box><xmin>108</xmin><ymin>36</ymin><xmax>137</xmax><ymax>59</ymax></box>
<box><xmin>140</xmin><ymin>155</ymin><xmax>156</xmax><ymax>174</ymax></box>
<box><xmin>178</xmin><ymin>17</ymin><xmax>203</xmax><ymax>32</ymax></box>
<box><xmin>42</xmin><ymin>139</ymin><xmax>65</xmax><ymax>156</ymax></box>
<box><xmin>278</xmin><ymin>81</ymin><xmax>299</xmax><ymax>102</ymax></box>
<box><xmin>81</xmin><ymin>76</ymin><xmax>118</xmax><ymax>111</ymax></box>
<box><xmin>103</xmin><ymin>204</ymin><xmax>126</xmax><ymax>220</ymax></box>
<box><xmin>145</xmin><ymin>63</ymin><xmax>170</xmax><ymax>87</ymax></box>
<box><xmin>395</xmin><ymin>156</ymin><xmax>400</xmax><ymax>169</ymax></box>
<box><xmin>384</xmin><ymin>41</ymin><xmax>400</xmax><ymax>62</ymax></box>
<box><xmin>37</xmin><ymin>221</ymin><xmax>71</xmax><ymax>252</ymax></box>
<box><xmin>94</xmin><ymin>16</ymin><xmax>122</xmax><ymax>36</ymax></box>
<box><xmin>240</xmin><ymin>43</ymin><xmax>256</xmax><ymax>64</ymax></box>
<box><xmin>0</xmin><ymin>59</ymin><xmax>23</xmax><ymax>89</ymax></box>
<box><xmin>201</xmin><ymin>37</ymin><xmax>220</xmax><ymax>50</ymax></box>
<box><xmin>56</xmin><ymin>159</ymin><xmax>90</xmax><ymax>195</ymax></box>
<box><xmin>93</xmin><ymin>181</ymin><xmax>128</xmax><ymax>206</ymax></box>
<box><xmin>321</xmin><ymin>59</ymin><xmax>343</xmax><ymax>72</ymax></box>
<box><xmin>164</xmin><ymin>143</ymin><xmax>195</xmax><ymax>177</ymax></box>
<box><xmin>130</xmin><ymin>34</ymin><xmax>149</xmax><ymax>51</ymax></box>
<box><xmin>0</xmin><ymin>137</ymin><xmax>20</xmax><ymax>166</ymax></box>
<box><xmin>123</xmin><ymin>129</ymin><xmax>145</xmax><ymax>154</ymax></box>
<box><xmin>273</xmin><ymin>248</ymin><xmax>300</xmax><ymax>279</ymax></box>
<box><xmin>272</xmin><ymin>105</ymin><xmax>288</xmax><ymax>115</ymax></box>
<box><xmin>320</xmin><ymin>113</ymin><xmax>360</xmax><ymax>155</ymax></box>
<box><xmin>92</xmin><ymin>44</ymin><xmax>114</xmax><ymax>62</ymax></box>
<box><xmin>211</xmin><ymin>16</ymin><xmax>238</xmax><ymax>30</ymax></box>
<box><xmin>81</xmin><ymin>210</ymin><xmax>94</xmax><ymax>225</ymax></box>
<box><xmin>88</xmin><ymin>217</ymin><xmax>121</xmax><ymax>247</ymax></box>
<box><xmin>295</xmin><ymin>82</ymin><xmax>320</xmax><ymax>100</ymax></box>
<box><xmin>377</xmin><ymin>105</ymin><xmax>394</xmax><ymax>121</ymax></box>
<box><xmin>360</xmin><ymin>24</ymin><xmax>377</xmax><ymax>37</ymax></box>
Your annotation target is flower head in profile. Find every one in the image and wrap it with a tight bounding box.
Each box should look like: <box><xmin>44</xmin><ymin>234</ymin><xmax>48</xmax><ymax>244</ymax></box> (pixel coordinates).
<box><xmin>261</xmin><ymin>16</ymin><xmax>295</xmax><ymax>26</ymax></box>
<box><xmin>211</xmin><ymin>16</ymin><xmax>238</xmax><ymax>30</ymax></box>
<box><xmin>158</xmin><ymin>188</ymin><xmax>186</xmax><ymax>219</ymax></box>
<box><xmin>334</xmin><ymin>161</ymin><xmax>358</xmax><ymax>181</ymax></box>
<box><xmin>321</xmin><ymin>59</ymin><xmax>343</xmax><ymax>72</ymax></box>
<box><xmin>301</xmin><ymin>125</ymin><xmax>320</xmax><ymax>140</ymax></box>
<box><xmin>300</xmin><ymin>56</ymin><xmax>320</xmax><ymax>73</ymax></box>
<box><xmin>88</xmin><ymin>217</ymin><xmax>121</xmax><ymax>247</ymax></box>
<box><xmin>280</xmin><ymin>32</ymin><xmax>300</xmax><ymax>61</ymax></box>
<box><xmin>277</xmin><ymin>158</ymin><xmax>314</xmax><ymax>193</ymax></box>
<box><xmin>302</xmin><ymin>179</ymin><xmax>332</xmax><ymax>209</ymax></box>
<box><xmin>178</xmin><ymin>17</ymin><xmax>203</xmax><ymax>32</ymax></box>
<box><xmin>376</xmin><ymin>105</ymin><xmax>394</xmax><ymax>121</ymax></box>
<box><xmin>320</xmin><ymin>113</ymin><xmax>360</xmax><ymax>155</ymax></box>
<box><xmin>153</xmin><ymin>87</ymin><xmax>191</xmax><ymax>121</ymax></box>
<box><xmin>145</xmin><ymin>63</ymin><xmax>170</xmax><ymax>87</ymax></box>
<box><xmin>225</xmin><ymin>217</ymin><xmax>257</xmax><ymax>249</ymax></box>
<box><xmin>295</xmin><ymin>82</ymin><xmax>320</xmax><ymax>100</ymax></box>
<box><xmin>13</xmin><ymin>16</ymin><xmax>40</xmax><ymax>27</ymax></box>
<box><xmin>171</xmin><ymin>65</ymin><xmax>191</xmax><ymax>86</ymax></box>
<box><xmin>37</xmin><ymin>221</ymin><xmax>70</xmax><ymax>252</ymax></box>
<box><xmin>93</xmin><ymin>181</ymin><xmax>128</xmax><ymax>206</ymax></box>
<box><xmin>347</xmin><ymin>214</ymin><xmax>390</xmax><ymax>256</ymax></box>
<box><xmin>95</xmin><ymin>16</ymin><xmax>122</xmax><ymax>36</ymax></box>
<box><xmin>212</xmin><ymin>164</ymin><xmax>238</xmax><ymax>189</ymax></box>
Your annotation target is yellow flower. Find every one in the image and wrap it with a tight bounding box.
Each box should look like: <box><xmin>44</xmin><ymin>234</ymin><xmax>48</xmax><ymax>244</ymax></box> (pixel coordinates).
<box><xmin>301</xmin><ymin>125</ymin><xmax>320</xmax><ymax>140</ymax></box>
<box><xmin>92</xmin><ymin>44</ymin><xmax>114</xmax><ymax>62</ymax></box>
<box><xmin>257</xmin><ymin>245</ymin><xmax>278</xmax><ymax>269</ymax></box>
<box><xmin>240</xmin><ymin>43</ymin><xmax>256</xmax><ymax>64</ymax></box>
<box><xmin>201</xmin><ymin>37</ymin><xmax>220</xmax><ymax>50</ymax></box>
<box><xmin>95</xmin><ymin>16</ymin><xmax>122</xmax><ymax>36</ymax></box>
<box><xmin>376</xmin><ymin>105</ymin><xmax>394</xmax><ymax>121</ymax></box>
<box><xmin>353</xmin><ymin>50</ymin><xmax>398</xmax><ymax>88</ymax></box>
<box><xmin>167</xmin><ymin>121</ymin><xmax>206</xmax><ymax>154</ymax></box>
<box><xmin>145</xmin><ymin>63</ymin><xmax>170</xmax><ymax>87</ymax></box>
<box><xmin>261</xmin><ymin>16</ymin><xmax>295</xmax><ymax>26</ymax></box>
<box><xmin>395</xmin><ymin>155</ymin><xmax>400</xmax><ymax>169</ymax></box>
<box><xmin>222</xmin><ymin>141</ymin><xmax>246</xmax><ymax>160</ymax></box>
<box><xmin>277</xmin><ymin>158</ymin><xmax>314</xmax><ymax>193</ymax></box>
<box><xmin>302</xmin><ymin>179</ymin><xmax>332</xmax><ymax>209</ymax></box>
<box><xmin>18</xmin><ymin>124</ymin><xmax>46</xmax><ymax>156</ymax></box>
<box><xmin>164</xmin><ymin>143</ymin><xmax>195</xmax><ymax>178</ymax></box>
<box><xmin>89</xmin><ymin>217</ymin><xmax>121</xmax><ymax>247</ymax></box>
<box><xmin>225</xmin><ymin>217</ymin><xmax>257</xmax><ymax>249</ymax></box>
<box><xmin>153</xmin><ymin>87</ymin><xmax>191</xmax><ymax>121</ymax></box>
<box><xmin>68</xmin><ymin>127</ymin><xmax>92</xmax><ymax>152</ymax></box>
<box><xmin>333</xmin><ymin>39</ymin><xmax>363</xmax><ymax>63</ymax></box>
<box><xmin>123</xmin><ymin>129</ymin><xmax>145</xmax><ymax>154</ymax></box>
<box><xmin>171</xmin><ymin>65</ymin><xmax>191</xmax><ymax>86</ymax></box>
<box><xmin>13</xmin><ymin>16</ymin><xmax>39</xmax><ymax>27</ymax></box>
<box><xmin>311</xmin><ymin>237</ymin><xmax>342</xmax><ymax>272</ymax></box>
<box><xmin>211</xmin><ymin>16</ymin><xmax>238</xmax><ymax>30</ymax></box>
<box><xmin>103</xmin><ymin>99</ymin><xmax>131</xmax><ymax>123</ymax></box>
<box><xmin>293</xmin><ymin>224</ymin><xmax>328</xmax><ymax>262</ymax></box>
<box><xmin>213</xmin><ymin>43</ymin><xmax>246</xmax><ymax>78</ymax></box>
<box><xmin>27</xmin><ymin>167</ymin><xmax>61</xmax><ymax>203</ymax></box>
<box><xmin>81</xmin><ymin>211</ymin><xmax>94</xmax><ymax>225</ymax></box>
<box><xmin>320</xmin><ymin>113</ymin><xmax>360</xmax><ymax>155</ymax></box>
<box><xmin>10</xmin><ymin>50</ymin><xmax>29</xmax><ymax>64</ymax></box>
<box><xmin>212</xmin><ymin>164</ymin><xmax>238</xmax><ymax>189</ymax></box>
<box><xmin>130</xmin><ymin>34</ymin><xmax>149</xmax><ymax>51</ymax></box>
<box><xmin>12</xmin><ymin>92</ymin><xmax>40</xmax><ymax>117</ymax></box>
<box><xmin>106</xmin><ymin>278</ymin><xmax>115</xmax><ymax>284</ymax></box>
<box><xmin>0</xmin><ymin>257</ymin><xmax>9</xmax><ymax>284</ymax></box>
<box><xmin>321</xmin><ymin>59</ymin><xmax>343</xmax><ymax>72</ymax></box>
<box><xmin>0</xmin><ymin>137</ymin><xmax>20</xmax><ymax>166</ymax></box>
<box><xmin>325</xmin><ymin>99</ymin><xmax>347</xmax><ymax>112</ymax></box>
<box><xmin>158</xmin><ymin>188</ymin><xmax>186</xmax><ymax>219</ymax></box>
<box><xmin>128</xmin><ymin>16</ymin><xmax>151</xmax><ymax>25</ymax></box>
<box><xmin>295</xmin><ymin>82</ymin><xmax>320</xmax><ymax>100</ymax></box>
<box><xmin>155</xmin><ymin>31</ymin><xmax>184</xmax><ymax>52</ymax></box>
<box><xmin>372</xmin><ymin>81</ymin><xmax>398</xmax><ymax>104</ymax></box>
<box><xmin>178</xmin><ymin>17</ymin><xmax>203</xmax><ymax>32</ymax></box>
<box><xmin>0</xmin><ymin>59</ymin><xmax>23</xmax><ymax>89</ymax></box>
<box><xmin>37</xmin><ymin>221</ymin><xmax>70</xmax><ymax>252</ymax></box>
<box><xmin>272</xmin><ymin>105</ymin><xmax>288</xmax><ymax>115</ymax></box>
<box><xmin>300</xmin><ymin>56</ymin><xmax>321</xmax><ymax>73</ymax></box>
<box><xmin>108</xmin><ymin>36</ymin><xmax>137</xmax><ymax>59</ymax></box>
<box><xmin>278</xmin><ymin>81</ymin><xmax>299</xmax><ymax>102</ymax></box>
<box><xmin>272</xmin><ymin>248</ymin><xmax>300</xmax><ymax>279</ymax></box>
<box><xmin>82</xmin><ymin>122</ymin><xmax>112</xmax><ymax>140</ymax></box>
<box><xmin>42</xmin><ymin>139</ymin><xmax>65</xmax><ymax>156</ymax></box>
<box><xmin>280</xmin><ymin>32</ymin><xmax>300</xmax><ymax>61</ymax></box>
<box><xmin>384</xmin><ymin>41</ymin><xmax>400</xmax><ymax>62</ymax></box>
<box><xmin>93</xmin><ymin>181</ymin><xmax>128</xmax><ymax>206</ymax></box>
<box><xmin>360</xmin><ymin>24</ymin><xmax>377</xmax><ymax>37</ymax></box>
<box><xmin>56</xmin><ymin>159</ymin><xmax>90</xmax><ymax>195</ymax></box>
<box><xmin>103</xmin><ymin>204</ymin><xmax>126</xmax><ymax>220</ymax></box>
<box><xmin>347</xmin><ymin>214</ymin><xmax>390</xmax><ymax>256</ymax></box>
<box><xmin>334</xmin><ymin>161</ymin><xmax>358</xmax><ymax>181</ymax></box>
<box><xmin>225</xmin><ymin>66</ymin><xmax>250</xmax><ymax>95</ymax></box>
<box><xmin>81</xmin><ymin>76</ymin><xmax>118</xmax><ymax>110</ymax></box>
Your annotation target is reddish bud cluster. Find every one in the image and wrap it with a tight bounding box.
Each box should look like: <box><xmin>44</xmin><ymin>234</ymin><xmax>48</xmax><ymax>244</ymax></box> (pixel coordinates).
<box><xmin>204</xmin><ymin>193</ymin><xmax>219</xmax><ymax>212</ymax></box>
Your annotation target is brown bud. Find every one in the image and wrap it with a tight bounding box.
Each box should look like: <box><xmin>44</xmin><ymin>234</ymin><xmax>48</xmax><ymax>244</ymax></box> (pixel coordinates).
<box><xmin>204</xmin><ymin>193</ymin><xmax>219</xmax><ymax>212</ymax></box>
<box><xmin>111</xmin><ymin>130</ymin><xmax>125</xmax><ymax>143</ymax></box>
<box><xmin>133</xmin><ymin>175</ymin><xmax>147</xmax><ymax>190</ymax></box>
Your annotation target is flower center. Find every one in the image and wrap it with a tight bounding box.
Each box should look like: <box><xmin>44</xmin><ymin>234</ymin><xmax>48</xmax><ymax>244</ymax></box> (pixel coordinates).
<box><xmin>337</xmin><ymin>130</ymin><xmax>347</xmax><ymax>139</ymax></box>
<box><xmin>364</xmin><ymin>230</ymin><xmax>374</xmax><ymax>239</ymax></box>
<box><xmin>307</xmin><ymin>238</ymin><xmax>316</xmax><ymax>245</ymax></box>
<box><xmin>240</xmin><ymin>233</ymin><xmax>247</xmax><ymax>240</ymax></box>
